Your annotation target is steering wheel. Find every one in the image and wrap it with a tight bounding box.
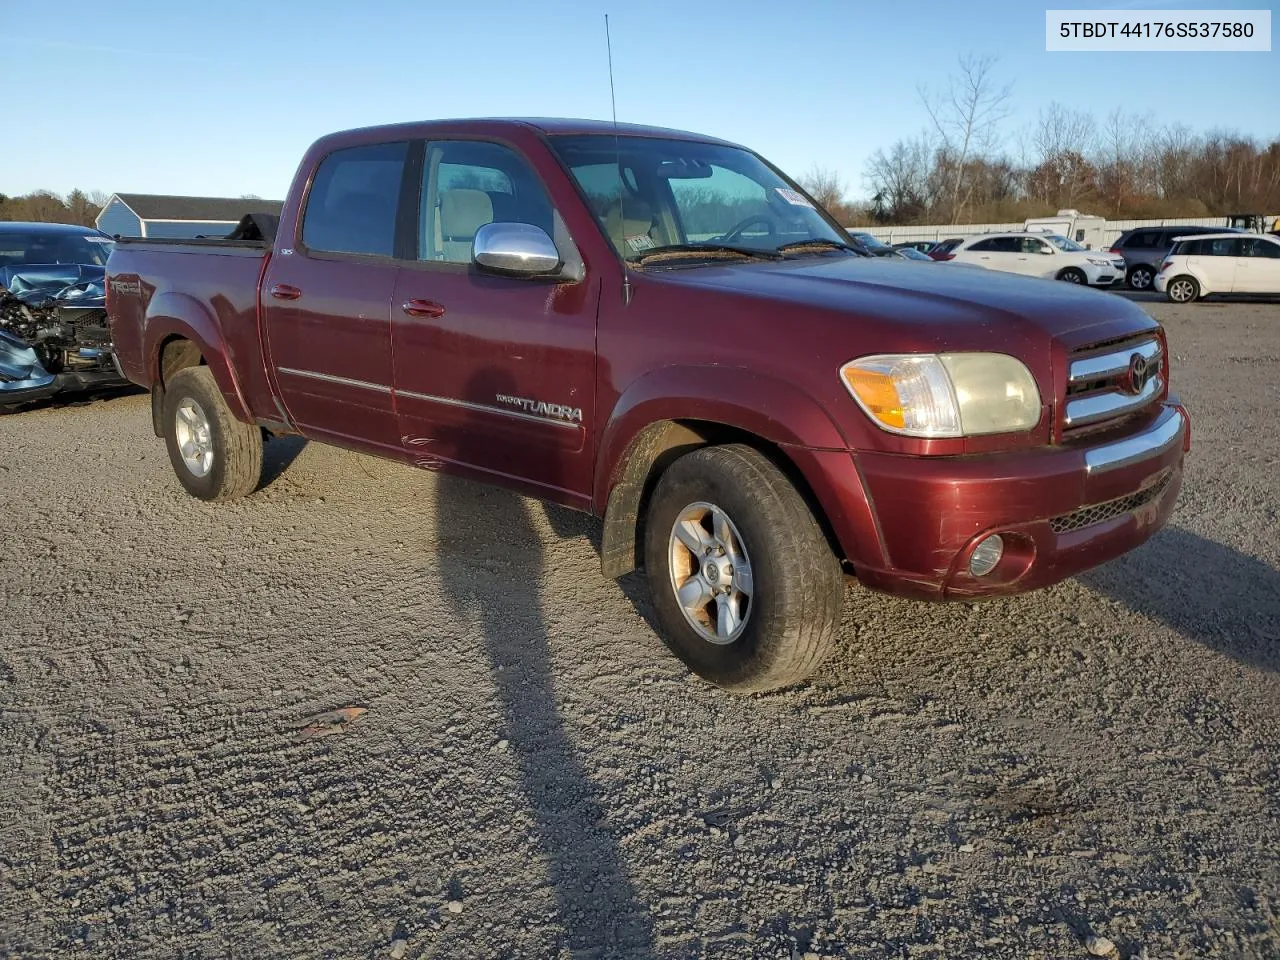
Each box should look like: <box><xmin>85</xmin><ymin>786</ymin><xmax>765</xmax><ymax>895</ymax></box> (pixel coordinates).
<box><xmin>719</xmin><ymin>215</ymin><xmax>776</xmax><ymax>243</ymax></box>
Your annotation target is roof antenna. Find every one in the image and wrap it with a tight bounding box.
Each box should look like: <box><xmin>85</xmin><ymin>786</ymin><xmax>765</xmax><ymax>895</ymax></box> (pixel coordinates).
<box><xmin>605</xmin><ymin>13</ymin><xmax>633</xmax><ymax>306</ymax></box>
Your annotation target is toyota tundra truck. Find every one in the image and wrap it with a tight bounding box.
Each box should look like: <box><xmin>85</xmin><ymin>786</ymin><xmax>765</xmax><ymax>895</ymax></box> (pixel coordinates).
<box><xmin>105</xmin><ymin>119</ymin><xmax>1190</xmax><ymax>692</ymax></box>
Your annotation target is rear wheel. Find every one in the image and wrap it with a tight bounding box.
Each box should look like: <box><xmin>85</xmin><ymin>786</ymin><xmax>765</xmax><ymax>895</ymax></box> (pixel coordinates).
<box><xmin>161</xmin><ymin>366</ymin><xmax>262</xmax><ymax>501</ymax></box>
<box><xmin>1127</xmin><ymin>264</ymin><xmax>1155</xmax><ymax>290</ymax></box>
<box><xmin>1166</xmin><ymin>275</ymin><xmax>1200</xmax><ymax>303</ymax></box>
<box><xmin>1057</xmin><ymin>267</ymin><xmax>1086</xmax><ymax>284</ymax></box>
<box><xmin>643</xmin><ymin>444</ymin><xmax>844</xmax><ymax>693</ymax></box>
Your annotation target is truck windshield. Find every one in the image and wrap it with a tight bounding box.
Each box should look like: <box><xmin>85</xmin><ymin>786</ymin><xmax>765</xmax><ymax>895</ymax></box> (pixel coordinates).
<box><xmin>550</xmin><ymin>135</ymin><xmax>853</xmax><ymax>263</ymax></box>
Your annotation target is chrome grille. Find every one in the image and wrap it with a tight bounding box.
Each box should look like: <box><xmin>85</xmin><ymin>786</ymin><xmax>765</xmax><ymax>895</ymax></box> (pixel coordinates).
<box><xmin>1049</xmin><ymin>472</ymin><xmax>1172</xmax><ymax>534</ymax></box>
<box><xmin>1063</xmin><ymin>335</ymin><xmax>1162</xmax><ymax>432</ymax></box>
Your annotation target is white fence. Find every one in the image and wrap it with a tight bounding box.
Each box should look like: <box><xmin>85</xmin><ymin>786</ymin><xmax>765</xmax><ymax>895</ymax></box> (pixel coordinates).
<box><xmin>855</xmin><ymin>215</ymin><xmax>1274</xmax><ymax>250</ymax></box>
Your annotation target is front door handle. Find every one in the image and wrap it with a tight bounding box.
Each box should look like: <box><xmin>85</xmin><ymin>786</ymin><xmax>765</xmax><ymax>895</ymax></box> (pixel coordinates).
<box><xmin>270</xmin><ymin>283</ymin><xmax>302</xmax><ymax>301</ymax></box>
<box><xmin>403</xmin><ymin>298</ymin><xmax>446</xmax><ymax>319</ymax></box>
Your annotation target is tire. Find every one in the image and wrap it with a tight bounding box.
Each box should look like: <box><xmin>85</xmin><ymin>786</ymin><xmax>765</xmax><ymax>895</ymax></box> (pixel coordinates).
<box><xmin>1166</xmin><ymin>275</ymin><xmax>1200</xmax><ymax>304</ymax></box>
<box><xmin>1057</xmin><ymin>267</ymin><xmax>1086</xmax><ymax>284</ymax></box>
<box><xmin>642</xmin><ymin>444</ymin><xmax>844</xmax><ymax>693</ymax></box>
<box><xmin>161</xmin><ymin>366</ymin><xmax>262</xmax><ymax>501</ymax></box>
<box><xmin>1127</xmin><ymin>264</ymin><xmax>1155</xmax><ymax>290</ymax></box>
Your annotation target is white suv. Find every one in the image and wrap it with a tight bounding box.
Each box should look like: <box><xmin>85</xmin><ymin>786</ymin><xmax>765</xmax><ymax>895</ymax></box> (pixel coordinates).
<box><xmin>947</xmin><ymin>232</ymin><xmax>1123</xmax><ymax>286</ymax></box>
<box><xmin>1155</xmin><ymin>233</ymin><xmax>1280</xmax><ymax>302</ymax></box>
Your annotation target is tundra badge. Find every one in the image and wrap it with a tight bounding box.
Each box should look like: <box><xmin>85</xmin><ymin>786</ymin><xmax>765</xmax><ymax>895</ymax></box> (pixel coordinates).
<box><xmin>496</xmin><ymin>394</ymin><xmax>584</xmax><ymax>423</ymax></box>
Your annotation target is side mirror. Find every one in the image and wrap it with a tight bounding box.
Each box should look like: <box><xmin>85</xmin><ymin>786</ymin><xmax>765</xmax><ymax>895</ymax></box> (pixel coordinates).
<box><xmin>473</xmin><ymin>222</ymin><xmax>562</xmax><ymax>278</ymax></box>
<box><xmin>1040</xmin><ymin>247</ymin><xmax>1055</xmax><ymax>254</ymax></box>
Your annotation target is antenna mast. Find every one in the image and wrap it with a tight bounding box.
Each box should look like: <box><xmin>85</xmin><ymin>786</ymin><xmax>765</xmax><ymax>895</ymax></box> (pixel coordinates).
<box><xmin>605</xmin><ymin>14</ymin><xmax>633</xmax><ymax>305</ymax></box>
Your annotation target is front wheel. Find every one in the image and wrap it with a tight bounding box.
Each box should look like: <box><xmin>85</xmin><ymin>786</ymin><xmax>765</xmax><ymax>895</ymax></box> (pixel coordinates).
<box><xmin>161</xmin><ymin>366</ymin><xmax>263</xmax><ymax>501</ymax></box>
<box><xmin>1166</xmin><ymin>275</ymin><xmax>1200</xmax><ymax>303</ymax></box>
<box><xmin>1128</xmin><ymin>264</ymin><xmax>1155</xmax><ymax>290</ymax></box>
<box><xmin>643</xmin><ymin>444</ymin><xmax>844</xmax><ymax>692</ymax></box>
<box><xmin>1057</xmin><ymin>267</ymin><xmax>1086</xmax><ymax>284</ymax></box>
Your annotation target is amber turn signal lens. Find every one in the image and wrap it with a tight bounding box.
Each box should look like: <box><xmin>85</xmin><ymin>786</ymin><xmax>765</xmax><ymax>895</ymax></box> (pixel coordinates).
<box><xmin>841</xmin><ymin>368</ymin><xmax>905</xmax><ymax>429</ymax></box>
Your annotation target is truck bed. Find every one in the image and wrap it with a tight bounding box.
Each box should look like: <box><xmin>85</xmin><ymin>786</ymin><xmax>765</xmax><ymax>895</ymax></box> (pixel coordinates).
<box><xmin>107</xmin><ymin>240</ymin><xmax>275</xmax><ymax>417</ymax></box>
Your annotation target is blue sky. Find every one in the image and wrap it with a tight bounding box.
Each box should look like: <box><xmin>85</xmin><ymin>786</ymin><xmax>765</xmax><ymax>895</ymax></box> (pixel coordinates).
<box><xmin>3</xmin><ymin>0</ymin><xmax>1275</xmax><ymax>202</ymax></box>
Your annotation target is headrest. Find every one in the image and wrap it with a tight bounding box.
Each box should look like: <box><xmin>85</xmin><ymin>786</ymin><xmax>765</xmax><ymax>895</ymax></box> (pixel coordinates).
<box><xmin>440</xmin><ymin>189</ymin><xmax>494</xmax><ymax>238</ymax></box>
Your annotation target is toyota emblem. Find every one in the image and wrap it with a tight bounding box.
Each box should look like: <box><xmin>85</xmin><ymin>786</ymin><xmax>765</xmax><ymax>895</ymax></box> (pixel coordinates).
<box><xmin>1125</xmin><ymin>353</ymin><xmax>1155</xmax><ymax>395</ymax></box>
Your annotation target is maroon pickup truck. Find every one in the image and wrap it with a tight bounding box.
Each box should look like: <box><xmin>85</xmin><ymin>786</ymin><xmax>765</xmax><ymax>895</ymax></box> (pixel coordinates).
<box><xmin>106</xmin><ymin>118</ymin><xmax>1189</xmax><ymax>692</ymax></box>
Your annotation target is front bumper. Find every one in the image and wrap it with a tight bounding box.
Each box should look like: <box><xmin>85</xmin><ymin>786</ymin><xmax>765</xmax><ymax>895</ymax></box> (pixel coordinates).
<box><xmin>0</xmin><ymin>336</ymin><xmax>127</xmax><ymax>406</ymax></box>
<box><xmin>800</xmin><ymin>402</ymin><xmax>1189</xmax><ymax>601</ymax></box>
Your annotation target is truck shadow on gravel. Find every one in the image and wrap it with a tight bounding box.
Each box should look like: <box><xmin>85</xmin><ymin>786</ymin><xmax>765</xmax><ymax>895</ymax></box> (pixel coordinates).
<box><xmin>1080</xmin><ymin>526</ymin><xmax>1279</xmax><ymax>673</ymax></box>
<box><xmin>433</xmin><ymin>387</ymin><xmax>655</xmax><ymax>954</ymax></box>
<box><xmin>259</xmin><ymin>434</ymin><xmax>309</xmax><ymax>489</ymax></box>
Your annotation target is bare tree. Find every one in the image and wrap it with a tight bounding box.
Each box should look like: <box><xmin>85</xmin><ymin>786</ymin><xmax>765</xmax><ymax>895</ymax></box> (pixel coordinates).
<box><xmin>1031</xmin><ymin>103</ymin><xmax>1097</xmax><ymax>207</ymax></box>
<box><xmin>799</xmin><ymin>164</ymin><xmax>847</xmax><ymax>213</ymax></box>
<box><xmin>865</xmin><ymin>136</ymin><xmax>931</xmax><ymax>222</ymax></box>
<box><xmin>919</xmin><ymin>55</ymin><xmax>1012</xmax><ymax>223</ymax></box>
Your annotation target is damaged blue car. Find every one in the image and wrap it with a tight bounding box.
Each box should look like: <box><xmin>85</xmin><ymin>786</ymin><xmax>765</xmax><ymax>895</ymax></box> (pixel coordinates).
<box><xmin>0</xmin><ymin>221</ymin><xmax>129</xmax><ymax>406</ymax></box>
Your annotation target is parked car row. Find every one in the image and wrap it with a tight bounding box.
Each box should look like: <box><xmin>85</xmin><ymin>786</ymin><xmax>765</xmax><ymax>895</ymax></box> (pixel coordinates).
<box><xmin>852</xmin><ymin>224</ymin><xmax>1280</xmax><ymax>300</ymax></box>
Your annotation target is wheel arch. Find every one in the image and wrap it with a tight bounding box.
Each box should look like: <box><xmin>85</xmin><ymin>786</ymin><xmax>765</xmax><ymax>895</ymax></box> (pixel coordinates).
<box><xmin>143</xmin><ymin>292</ymin><xmax>251</xmax><ymax>435</ymax></box>
<box><xmin>595</xmin><ymin>367</ymin><xmax>856</xmax><ymax>579</ymax></box>
<box><xmin>598</xmin><ymin>416</ymin><xmax>852</xmax><ymax>580</ymax></box>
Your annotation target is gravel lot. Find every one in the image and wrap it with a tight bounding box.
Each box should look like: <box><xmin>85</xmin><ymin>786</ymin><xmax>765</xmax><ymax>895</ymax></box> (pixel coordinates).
<box><xmin>1</xmin><ymin>296</ymin><xmax>1277</xmax><ymax>959</ymax></box>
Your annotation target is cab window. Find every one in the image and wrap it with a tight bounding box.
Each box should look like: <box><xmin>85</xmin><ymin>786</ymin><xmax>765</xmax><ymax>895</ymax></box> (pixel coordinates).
<box><xmin>301</xmin><ymin>142</ymin><xmax>409</xmax><ymax>257</ymax></box>
<box><xmin>420</xmin><ymin>141</ymin><xmax>556</xmax><ymax>263</ymax></box>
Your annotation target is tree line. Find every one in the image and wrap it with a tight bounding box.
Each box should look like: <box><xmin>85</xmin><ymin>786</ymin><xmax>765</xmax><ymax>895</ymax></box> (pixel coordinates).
<box><xmin>0</xmin><ymin>189</ymin><xmax>109</xmax><ymax>227</ymax></box>
<box><xmin>803</xmin><ymin>55</ymin><xmax>1280</xmax><ymax>227</ymax></box>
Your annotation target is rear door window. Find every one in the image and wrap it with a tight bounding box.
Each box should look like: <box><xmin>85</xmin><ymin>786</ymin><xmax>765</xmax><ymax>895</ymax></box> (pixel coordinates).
<box><xmin>302</xmin><ymin>142</ymin><xmax>410</xmax><ymax>257</ymax></box>
<box><xmin>1206</xmin><ymin>237</ymin><xmax>1244</xmax><ymax>257</ymax></box>
<box><xmin>969</xmin><ymin>237</ymin><xmax>1018</xmax><ymax>252</ymax></box>
<box><xmin>1125</xmin><ymin>230</ymin><xmax>1164</xmax><ymax>248</ymax></box>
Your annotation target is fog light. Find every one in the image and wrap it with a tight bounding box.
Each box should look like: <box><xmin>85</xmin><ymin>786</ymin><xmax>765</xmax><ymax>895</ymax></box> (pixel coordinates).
<box><xmin>969</xmin><ymin>535</ymin><xmax>1004</xmax><ymax>577</ymax></box>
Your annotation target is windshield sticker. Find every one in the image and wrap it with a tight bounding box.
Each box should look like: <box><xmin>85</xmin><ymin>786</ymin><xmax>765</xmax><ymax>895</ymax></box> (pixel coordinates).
<box><xmin>775</xmin><ymin>188</ymin><xmax>814</xmax><ymax>208</ymax></box>
<box><xmin>626</xmin><ymin>234</ymin><xmax>655</xmax><ymax>252</ymax></box>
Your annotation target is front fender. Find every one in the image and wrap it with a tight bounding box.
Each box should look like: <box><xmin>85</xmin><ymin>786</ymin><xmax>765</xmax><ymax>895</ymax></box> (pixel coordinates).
<box><xmin>144</xmin><ymin>291</ymin><xmax>250</xmax><ymax>422</ymax></box>
<box><xmin>595</xmin><ymin>364</ymin><xmax>850</xmax><ymax>512</ymax></box>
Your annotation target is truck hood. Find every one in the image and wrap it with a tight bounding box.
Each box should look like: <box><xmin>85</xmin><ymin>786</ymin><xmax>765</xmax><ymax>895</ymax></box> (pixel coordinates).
<box><xmin>650</xmin><ymin>255</ymin><xmax>1154</xmax><ymax>343</ymax></box>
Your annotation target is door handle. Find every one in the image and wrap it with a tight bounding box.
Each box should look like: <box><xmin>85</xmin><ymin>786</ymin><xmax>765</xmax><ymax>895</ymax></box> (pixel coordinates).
<box><xmin>402</xmin><ymin>298</ymin><xmax>446</xmax><ymax>319</ymax></box>
<box><xmin>270</xmin><ymin>283</ymin><xmax>302</xmax><ymax>301</ymax></box>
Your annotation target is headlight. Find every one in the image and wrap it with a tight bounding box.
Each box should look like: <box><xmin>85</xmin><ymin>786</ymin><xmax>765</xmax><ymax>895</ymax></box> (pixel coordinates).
<box><xmin>839</xmin><ymin>353</ymin><xmax>1041</xmax><ymax>437</ymax></box>
<box><xmin>1087</xmin><ymin>257</ymin><xmax>1110</xmax><ymax>266</ymax></box>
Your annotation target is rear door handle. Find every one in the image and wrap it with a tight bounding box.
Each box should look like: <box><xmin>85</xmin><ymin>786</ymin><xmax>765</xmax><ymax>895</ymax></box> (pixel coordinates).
<box><xmin>270</xmin><ymin>283</ymin><xmax>302</xmax><ymax>301</ymax></box>
<box><xmin>402</xmin><ymin>298</ymin><xmax>446</xmax><ymax>319</ymax></box>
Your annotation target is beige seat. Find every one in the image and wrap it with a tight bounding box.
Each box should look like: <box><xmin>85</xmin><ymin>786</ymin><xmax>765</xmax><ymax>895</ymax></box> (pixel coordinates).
<box><xmin>439</xmin><ymin>189</ymin><xmax>494</xmax><ymax>261</ymax></box>
<box><xmin>603</xmin><ymin>198</ymin><xmax>662</xmax><ymax>255</ymax></box>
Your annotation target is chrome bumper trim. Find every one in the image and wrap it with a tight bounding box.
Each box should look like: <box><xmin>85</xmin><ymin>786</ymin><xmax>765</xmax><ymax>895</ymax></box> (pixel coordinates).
<box><xmin>1084</xmin><ymin>406</ymin><xmax>1185</xmax><ymax>475</ymax></box>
